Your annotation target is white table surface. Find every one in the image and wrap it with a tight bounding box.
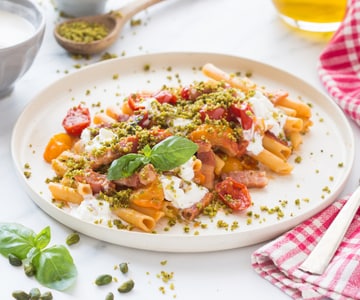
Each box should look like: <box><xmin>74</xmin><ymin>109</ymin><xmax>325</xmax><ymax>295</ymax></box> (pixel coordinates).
<box><xmin>1</xmin><ymin>0</ymin><xmax>359</xmax><ymax>299</ymax></box>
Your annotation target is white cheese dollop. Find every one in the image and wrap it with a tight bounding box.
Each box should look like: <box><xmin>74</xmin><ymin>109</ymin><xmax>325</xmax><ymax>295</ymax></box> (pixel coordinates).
<box><xmin>160</xmin><ymin>175</ymin><xmax>208</xmax><ymax>209</ymax></box>
<box><xmin>247</xmin><ymin>90</ymin><xmax>287</xmax><ymax>137</ymax></box>
<box><xmin>159</xmin><ymin>157</ymin><xmax>208</xmax><ymax>209</ymax></box>
<box><xmin>81</xmin><ymin>127</ymin><xmax>116</xmax><ymax>153</ymax></box>
<box><xmin>69</xmin><ymin>198</ymin><xmax>114</xmax><ymax>225</ymax></box>
<box><xmin>178</xmin><ymin>157</ymin><xmax>196</xmax><ymax>181</ymax></box>
<box><xmin>244</xmin><ymin>90</ymin><xmax>287</xmax><ymax>155</ymax></box>
<box><xmin>172</xmin><ymin>118</ymin><xmax>192</xmax><ymax>128</ymax></box>
<box><xmin>244</xmin><ymin>130</ymin><xmax>263</xmax><ymax>155</ymax></box>
<box><xmin>140</xmin><ymin>96</ymin><xmax>157</xmax><ymax>111</ymax></box>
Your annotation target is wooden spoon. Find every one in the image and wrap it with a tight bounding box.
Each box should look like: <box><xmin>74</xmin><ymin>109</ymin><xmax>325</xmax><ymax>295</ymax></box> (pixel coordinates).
<box><xmin>54</xmin><ymin>0</ymin><xmax>164</xmax><ymax>55</ymax></box>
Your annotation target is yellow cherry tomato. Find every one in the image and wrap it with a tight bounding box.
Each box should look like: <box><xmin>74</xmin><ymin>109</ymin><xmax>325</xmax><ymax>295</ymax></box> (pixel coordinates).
<box><xmin>43</xmin><ymin>133</ymin><xmax>73</xmax><ymax>163</ymax></box>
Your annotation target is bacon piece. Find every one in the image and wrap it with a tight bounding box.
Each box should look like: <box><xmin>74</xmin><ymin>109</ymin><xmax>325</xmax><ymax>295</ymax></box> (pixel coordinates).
<box><xmin>75</xmin><ymin>169</ymin><xmax>115</xmax><ymax>194</ymax></box>
<box><xmin>221</xmin><ymin>170</ymin><xmax>268</xmax><ymax>188</ymax></box>
<box><xmin>113</xmin><ymin>164</ymin><xmax>158</xmax><ymax>188</ymax></box>
<box><xmin>189</xmin><ymin>124</ymin><xmax>240</xmax><ymax>157</ymax></box>
<box><xmin>195</xmin><ymin>141</ymin><xmax>216</xmax><ymax>189</ymax></box>
<box><xmin>181</xmin><ymin>192</ymin><xmax>213</xmax><ymax>221</ymax></box>
<box><xmin>89</xmin><ymin>136</ymin><xmax>139</xmax><ymax>169</ymax></box>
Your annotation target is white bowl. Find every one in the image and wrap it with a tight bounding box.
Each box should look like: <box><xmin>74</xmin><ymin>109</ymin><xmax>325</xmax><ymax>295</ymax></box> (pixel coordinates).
<box><xmin>55</xmin><ymin>0</ymin><xmax>109</xmax><ymax>17</ymax></box>
<box><xmin>0</xmin><ymin>0</ymin><xmax>45</xmax><ymax>98</ymax></box>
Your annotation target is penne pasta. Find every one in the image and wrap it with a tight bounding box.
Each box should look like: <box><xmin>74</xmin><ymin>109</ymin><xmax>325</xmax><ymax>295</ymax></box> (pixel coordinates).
<box><xmin>262</xmin><ymin>133</ymin><xmax>292</xmax><ymax>160</ymax></box>
<box><xmin>51</xmin><ymin>150</ymin><xmax>84</xmax><ymax>176</ymax></box>
<box><xmin>284</xmin><ymin>116</ymin><xmax>304</xmax><ymax>132</ymax></box>
<box><xmin>93</xmin><ymin>112</ymin><xmax>116</xmax><ymax>125</ymax></box>
<box><xmin>112</xmin><ymin>207</ymin><xmax>156</xmax><ymax>232</ymax></box>
<box><xmin>275</xmin><ymin>105</ymin><xmax>297</xmax><ymax>117</ymax></box>
<box><xmin>77</xmin><ymin>183</ymin><xmax>93</xmax><ymax>197</ymax></box>
<box><xmin>250</xmin><ymin>149</ymin><xmax>293</xmax><ymax>174</ymax></box>
<box><xmin>105</xmin><ymin>105</ymin><xmax>123</xmax><ymax>121</ymax></box>
<box><xmin>48</xmin><ymin>182</ymin><xmax>83</xmax><ymax>204</ymax></box>
<box><xmin>130</xmin><ymin>203</ymin><xmax>165</xmax><ymax>222</ymax></box>
<box><xmin>286</xmin><ymin>131</ymin><xmax>303</xmax><ymax>150</ymax></box>
<box><xmin>274</xmin><ymin>97</ymin><xmax>311</xmax><ymax>119</ymax></box>
<box><xmin>202</xmin><ymin>63</ymin><xmax>256</xmax><ymax>92</ymax></box>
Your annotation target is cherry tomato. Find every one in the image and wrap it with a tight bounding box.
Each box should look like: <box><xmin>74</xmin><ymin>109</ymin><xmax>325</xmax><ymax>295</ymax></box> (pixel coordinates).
<box><xmin>199</xmin><ymin>106</ymin><xmax>227</xmax><ymax>122</ymax></box>
<box><xmin>215</xmin><ymin>177</ymin><xmax>251</xmax><ymax>211</ymax></box>
<box><xmin>228</xmin><ymin>103</ymin><xmax>254</xmax><ymax>130</ymax></box>
<box><xmin>62</xmin><ymin>105</ymin><xmax>91</xmax><ymax>136</ymax></box>
<box><xmin>43</xmin><ymin>133</ymin><xmax>73</xmax><ymax>163</ymax></box>
<box><xmin>127</xmin><ymin>94</ymin><xmax>146</xmax><ymax>111</ymax></box>
<box><xmin>134</xmin><ymin>110</ymin><xmax>150</xmax><ymax>128</ymax></box>
<box><xmin>180</xmin><ymin>86</ymin><xmax>191</xmax><ymax>100</ymax></box>
<box><xmin>130</xmin><ymin>179</ymin><xmax>164</xmax><ymax>210</ymax></box>
<box><xmin>152</xmin><ymin>90</ymin><xmax>177</xmax><ymax>105</ymax></box>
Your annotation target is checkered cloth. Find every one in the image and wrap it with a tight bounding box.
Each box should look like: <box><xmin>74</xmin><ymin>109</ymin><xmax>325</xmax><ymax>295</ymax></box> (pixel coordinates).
<box><xmin>318</xmin><ymin>0</ymin><xmax>360</xmax><ymax>126</ymax></box>
<box><xmin>251</xmin><ymin>197</ymin><xmax>360</xmax><ymax>300</ymax></box>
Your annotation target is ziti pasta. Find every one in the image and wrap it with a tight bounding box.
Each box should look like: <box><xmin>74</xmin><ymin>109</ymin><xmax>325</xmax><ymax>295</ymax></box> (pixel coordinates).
<box><xmin>43</xmin><ymin>63</ymin><xmax>312</xmax><ymax>232</ymax></box>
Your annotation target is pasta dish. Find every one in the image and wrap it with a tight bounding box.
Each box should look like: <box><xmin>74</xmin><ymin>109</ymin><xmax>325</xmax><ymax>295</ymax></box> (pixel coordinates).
<box><xmin>43</xmin><ymin>63</ymin><xmax>312</xmax><ymax>233</ymax></box>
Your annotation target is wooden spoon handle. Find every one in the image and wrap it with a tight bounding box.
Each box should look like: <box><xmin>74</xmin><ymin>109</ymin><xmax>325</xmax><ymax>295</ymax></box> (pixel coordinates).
<box><xmin>114</xmin><ymin>0</ymin><xmax>165</xmax><ymax>23</ymax></box>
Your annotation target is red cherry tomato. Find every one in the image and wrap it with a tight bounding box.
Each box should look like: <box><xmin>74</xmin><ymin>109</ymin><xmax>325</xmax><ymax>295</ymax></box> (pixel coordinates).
<box><xmin>152</xmin><ymin>90</ymin><xmax>177</xmax><ymax>105</ymax></box>
<box><xmin>127</xmin><ymin>94</ymin><xmax>146</xmax><ymax>111</ymax></box>
<box><xmin>62</xmin><ymin>105</ymin><xmax>91</xmax><ymax>137</ymax></box>
<box><xmin>215</xmin><ymin>177</ymin><xmax>252</xmax><ymax>211</ymax></box>
<box><xmin>134</xmin><ymin>110</ymin><xmax>151</xmax><ymax>128</ymax></box>
<box><xmin>180</xmin><ymin>87</ymin><xmax>191</xmax><ymax>100</ymax></box>
<box><xmin>199</xmin><ymin>106</ymin><xmax>227</xmax><ymax>122</ymax></box>
<box><xmin>228</xmin><ymin>103</ymin><xmax>254</xmax><ymax>130</ymax></box>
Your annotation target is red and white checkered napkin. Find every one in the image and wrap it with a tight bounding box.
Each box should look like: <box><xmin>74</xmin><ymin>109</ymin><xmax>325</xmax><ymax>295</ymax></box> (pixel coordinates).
<box><xmin>251</xmin><ymin>197</ymin><xmax>360</xmax><ymax>300</ymax></box>
<box><xmin>318</xmin><ymin>0</ymin><xmax>360</xmax><ymax>127</ymax></box>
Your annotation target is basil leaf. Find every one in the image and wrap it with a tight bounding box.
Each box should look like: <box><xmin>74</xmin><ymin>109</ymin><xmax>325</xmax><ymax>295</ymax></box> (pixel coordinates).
<box><xmin>32</xmin><ymin>245</ymin><xmax>77</xmax><ymax>291</ymax></box>
<box><xmin>0</xmin><ymin>223</ymin><xmax>36</xmax><ymax>259</ymax></box>
<box><xmin>142</xmin><ymin>144</ymin><xmax>152</xmax><ymax>157</ymax></box>
<box><xmin>107</xmin><ymin>153</ymin><xmax>150</xmax><ymax>180</ymax></box>
<box><xmin>34</xmin><ymin>226</ymin><xmax>50</xmax><ymax>250</ymax></box>
<box><xmin>150</xmin><ymin>136</ymin><xmax>198</xmax><ymax>171</ymax></box>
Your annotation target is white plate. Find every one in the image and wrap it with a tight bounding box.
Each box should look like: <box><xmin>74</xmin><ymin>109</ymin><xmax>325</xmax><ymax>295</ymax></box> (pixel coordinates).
<box><xmin>11</xmin><ymin>52</ymin><xmax>355</xmax><ymax>252</ymax></box>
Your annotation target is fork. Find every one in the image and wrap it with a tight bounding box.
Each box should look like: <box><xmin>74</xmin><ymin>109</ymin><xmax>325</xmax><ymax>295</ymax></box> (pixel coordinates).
<box><xmin>299</xmin><ymin>185</ymin><xmax>360</xmax><ymax>275</ymax></box>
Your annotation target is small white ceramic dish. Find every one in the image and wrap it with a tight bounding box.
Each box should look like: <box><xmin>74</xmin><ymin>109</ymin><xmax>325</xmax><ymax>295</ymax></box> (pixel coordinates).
<box><xmin>0</xmin><ymin>0</ymin><xmax>45</xmax><ymax>98</ymax></box>
<box><xmin>55</xmin><ymin>0</ymin><xmax>109</xmax><ymax>17</ymax></box>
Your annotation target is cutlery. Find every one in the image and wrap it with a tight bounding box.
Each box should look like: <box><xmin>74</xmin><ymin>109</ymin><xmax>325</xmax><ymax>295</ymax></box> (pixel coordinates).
<box><xmin>299</xmin><ymin>185</ymin><xmax>360</xmax><ymax>275</ymax></box>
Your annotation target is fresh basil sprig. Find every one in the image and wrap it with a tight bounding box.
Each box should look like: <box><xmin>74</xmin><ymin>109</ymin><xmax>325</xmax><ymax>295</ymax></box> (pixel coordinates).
<box><xmin>107</xmin><ymin>136</ymin><xmax>198</xmax><ymax>180</ymax></box>
<box><xmin>0</xmin><ymin>223</ymin><xmax>77</xmax><ymax>291</ymax></box>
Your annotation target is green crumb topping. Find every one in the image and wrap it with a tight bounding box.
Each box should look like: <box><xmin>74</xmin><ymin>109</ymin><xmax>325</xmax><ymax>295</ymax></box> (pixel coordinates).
<box><xmin>217</xmin><ymin>220</ymin><xmax>229</xmax><ymax>229</ymax></box>
<box><xmin>57</xmin><ymin>21</ymin><xmax>109</xmax><ymax>43</ymax></box>
<box><xmin>24</xmin><ymin>171</ymin><xmax>32</xmax><ymax>179</ymax></box>
<box><xmin>159</xmin><ymin>270</ymin><xmax>174</xmax><ymax>283</ymax></box>
<box><xmin>231</xmin><ymin>221</ymin><xmax>239</xmax><ymax>230</ymax></box>
<box><xmin>294</xmin><ymin>156</ymin><xmax>302</xmax><ymax>163</ymax></box>
<box><xmin>100</xmin><ymin>52</ymin><xmax>118</xmax><ymax>61</ymax></box>
<box><xmin>143</xmin><ymin>64</ymin><xmax>150</xmax><ymax>71</ymax></box>
<box><xmin>183</xmin><ymin>225</ymin><xmax>190</xmax><ymax>233</ymax></box>
<box><xmin>130</xmin><ymin>18</ymin><xmax>142</xmax><ymax>26</ymax></box>
<box><xmin>160</xmin><ymin>260</ymin><xmax>167</xmax><ymax>266</ymax></box>
<box><xmin>322</xmin><ymin>186</ymin><xmax>331</xmax><ymax>194</ymax></box>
